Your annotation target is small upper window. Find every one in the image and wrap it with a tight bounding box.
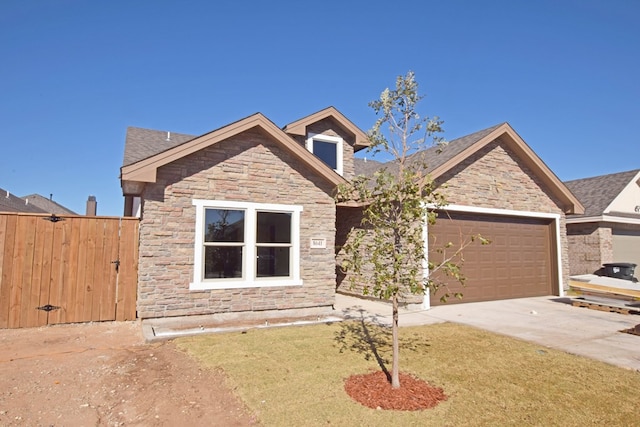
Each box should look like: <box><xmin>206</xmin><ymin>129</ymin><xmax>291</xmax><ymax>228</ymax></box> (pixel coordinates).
<box><xmin>306</xmin><ymin>133</ymin><xmax>343</xmax><ymax>176</ymax></box>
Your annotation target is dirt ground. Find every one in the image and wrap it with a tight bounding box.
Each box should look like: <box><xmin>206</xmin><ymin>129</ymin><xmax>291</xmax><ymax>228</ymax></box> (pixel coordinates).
<box><xmin>0</xmin><ymin>321</ymin><xmax>258</xmax><ymax>426</ymax></box>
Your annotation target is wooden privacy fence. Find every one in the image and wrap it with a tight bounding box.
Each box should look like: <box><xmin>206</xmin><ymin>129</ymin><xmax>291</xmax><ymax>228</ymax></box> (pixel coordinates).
<box><xmin>0</xmin><ymin>213</ymin><xmax>139</xmax><ymax>328</ymax></box>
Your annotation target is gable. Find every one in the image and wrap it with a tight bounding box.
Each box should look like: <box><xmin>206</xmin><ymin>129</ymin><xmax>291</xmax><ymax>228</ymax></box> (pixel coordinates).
<box><xmin>283</xmin><ymin>106</ymin><xmax>369</xmax><ymax>151</ymax></box>
<box><xmin>607</xmin><ymin>171</ymin><xmax>640</xmax><ymax>214</ymax></box>
<box><xmin>565</xmin><ymin>169</ymin><xmax>640</xmax><ymax>217</ymax></box>
<box><xmin>350</xmin><ymin>123</ymin><xmax>583</xmax><ymax>214</ymax></box>
<box><xmin>425</xmin><ymin>123</ymin><xmax>583</xmax><ymax>214</ymax></box>
<box><xmin>121</xmin><ymin>113</ymin><xmax>347</xmax><ymax>195</ymax></box>
<box><xmin>436</xmin><ymin>138</ymin><xmax>568</xmax><ymax>213</ymax></box>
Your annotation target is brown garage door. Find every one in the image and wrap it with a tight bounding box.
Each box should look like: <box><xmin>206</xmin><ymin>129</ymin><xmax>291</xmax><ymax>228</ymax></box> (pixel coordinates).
<box><xmin>429</xmin><ymin>211</ymin><xmax>556</xmax><ymax>305</ymax></box>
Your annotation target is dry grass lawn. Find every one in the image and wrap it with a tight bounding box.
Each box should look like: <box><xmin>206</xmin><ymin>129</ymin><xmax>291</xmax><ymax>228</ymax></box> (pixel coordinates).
<box><xmin>176</xmin><ymin>320</ymin><xmax>640</xmax><ymax>426</ymax></box>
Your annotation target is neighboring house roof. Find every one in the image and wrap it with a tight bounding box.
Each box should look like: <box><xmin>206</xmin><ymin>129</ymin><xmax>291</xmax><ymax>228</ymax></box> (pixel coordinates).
<box><xmin>121</xmin><ymin>111</ymin><xmax>352</xmax><ymax>192</ymax></box>
<box><xmin>282</xmin><ymin>106</ymin><xmax>370</xmax><ymax>151</ymax></box>
<box><xmin>353</xmin><ymin>123</ymin><xmax>584</xmax><ymax>215</ymax></box>
<box><xmin>0</xmin><ymin>188</ymin><xmax>46</xmax><ymax>213</ymax></box>
<box><xmin>564</xmin><ymin>169</ymin><xmax>640</xmax><ymax>220</ymax></box>
<box><xmin>21</xmin><ymin>193</ymin><xmax>77</xmax><ymax>215</ymax></box>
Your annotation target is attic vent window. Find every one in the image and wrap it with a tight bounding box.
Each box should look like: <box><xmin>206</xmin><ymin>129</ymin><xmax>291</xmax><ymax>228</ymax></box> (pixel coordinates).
<box><xmin>306</xmin><ymin>133</ymin><xmax>343</xmax><ymax>176</ymax></box>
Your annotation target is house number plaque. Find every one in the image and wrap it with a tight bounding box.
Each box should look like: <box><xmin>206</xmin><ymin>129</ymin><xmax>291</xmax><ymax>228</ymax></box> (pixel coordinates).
<box><xmin>310</xmin><ymin>238</ymin><xmax>326</xmax><ymax>249</ymax></box>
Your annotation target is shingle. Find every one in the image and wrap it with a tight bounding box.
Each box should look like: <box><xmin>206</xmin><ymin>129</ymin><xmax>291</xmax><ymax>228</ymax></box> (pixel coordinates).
<box><xmin>564</xmin><ymin>169</ymin><xmax>640</xmax><ymax>217</ymax></box>
<box><xmin>20</xmin><ymin>193</ymin><xmax>77</xmax><ymax>215</ymax></box>
<box><xmin>354</xmin><ymin>157</ymin><xmax>384</xmax><ymax>176</ymax></box>
<box><xmin>123</xmin><ymin>127</ymin><xmax>196</xmax><ymax>166</ymax></box>
<box><xmin>0</xmin><ymin>188</ymin><xmax>47</xmax><ymax>213</ymax></box>
<box><xmin>353</xmin><ymin>123</ymin><xmax>505</xmax><ymax>178</ymax></box>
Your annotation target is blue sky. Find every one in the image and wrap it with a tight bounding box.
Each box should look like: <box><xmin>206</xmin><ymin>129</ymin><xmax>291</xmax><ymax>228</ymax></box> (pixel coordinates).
<box><xmin>1</xmin><ymin>0</ymin><xmax>638</xmax><ymax>216</ymax></box>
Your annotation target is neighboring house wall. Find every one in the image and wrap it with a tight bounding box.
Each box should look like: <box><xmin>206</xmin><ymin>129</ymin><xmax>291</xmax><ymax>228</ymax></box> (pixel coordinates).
<box><xmin>567</xmin><ymin>222</ymin><xmax>613</xmax><ymax>275</ymax></box>
<box><xmin>137</xmin><ymin>129</ymin><xmax>337</xmax><ymax>319</ymax></box>
<box><xmin>435</xmin><ymin>139</ymin><xmax>570</xmax><ymax>288</ymax></box>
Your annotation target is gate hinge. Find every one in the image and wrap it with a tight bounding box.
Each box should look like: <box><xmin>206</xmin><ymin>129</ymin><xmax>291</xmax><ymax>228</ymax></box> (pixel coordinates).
<box><xmin>37</xmin><ymin>304</ymin><xmax>60</xmax><ymax>312</ymax></box>
<box><xmin>42</xmin><ymin>214</ymin><xmax>65</xmax><ymax>223</ymax></box>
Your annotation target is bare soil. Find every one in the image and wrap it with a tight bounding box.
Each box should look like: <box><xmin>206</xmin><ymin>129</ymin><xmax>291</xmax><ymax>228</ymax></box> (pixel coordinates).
<box><xmin>0</xmin><ymin>321</ymin><xmax>258</xmax><ymax>426</ymax></box>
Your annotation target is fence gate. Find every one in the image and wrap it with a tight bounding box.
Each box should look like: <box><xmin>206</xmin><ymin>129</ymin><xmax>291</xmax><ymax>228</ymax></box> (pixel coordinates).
<box><xmin>0</xmin><ymin>213</ymin><xmax>139</xmax><ymax>328</ymax></box>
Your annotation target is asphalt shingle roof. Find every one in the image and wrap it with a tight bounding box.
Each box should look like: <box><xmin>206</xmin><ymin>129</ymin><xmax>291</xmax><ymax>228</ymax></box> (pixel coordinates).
<box><xmin>123</xmin><ymin>127</ymin><xmax>196</xmax><ymax>166</ymax></box>
<box><xmin>20</xmin><ymin>193</ymin><xmax>77</xmax><ymax>215</ymax></box>
<box><xmin>0</xmin><ymin>188</ymin><xmax>46</xmax><ymax>213</ymax></box>
<box><xmin>354</xmin><ymin>123</ymin><xmax>505</xmax><ymax>177</ymax></box>
<box><xmin>564</xmin><ymin>169</ymin><xmax>640</xmax><ymax>217</ymax></box>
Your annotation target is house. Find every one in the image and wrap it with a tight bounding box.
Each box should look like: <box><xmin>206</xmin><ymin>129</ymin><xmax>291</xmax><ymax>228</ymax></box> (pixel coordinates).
<box><xmin>0</xmin><ymin>188</ymin><xmax>79</xmax><ymax>215</ymax></box>
<box><xmin>20</xmin><ymin>193</ymin><xmax>77</xmax><ymax>215</ymax></box>
<box><xmin>121</xmin><ymin>111</ymin><xmax>584</xmax><ymax>320</ymax></box>
<box><xmin>337</xmin><ymin>123</ymin><xmax>584</xmax><ymax>308</ymax></box>
<box><xmin>564</xmin><ymin>169</ymin><xmax>640</xmax><ymax>275</ymax></box>
<box><xmin>0</xmin><ymin>188</ymin><xmax>47</xmax><ymax>213</ymax></box>
<box><xmin>120</xmin><ymin>107</ymin><xmax>368</xmax><ymax>320</ymax></box>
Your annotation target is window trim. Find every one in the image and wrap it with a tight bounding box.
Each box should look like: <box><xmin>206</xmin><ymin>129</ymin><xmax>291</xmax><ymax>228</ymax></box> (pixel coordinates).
<box><xmin>306</xmin><ymin>133</ymin><xmax>343</xmax><ymax>176</ymax></box>
<box><xmin>191</xmin><ymin>199</ymin><xmax>303</xmax><ymax>290</ymax></box>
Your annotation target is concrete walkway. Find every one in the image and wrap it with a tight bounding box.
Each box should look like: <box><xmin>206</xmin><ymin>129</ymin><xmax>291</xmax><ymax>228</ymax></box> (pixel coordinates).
<box><xmin>333</xmin><ymin>294</ymin><xmax>640</xmax><ymax>371</ymax></box>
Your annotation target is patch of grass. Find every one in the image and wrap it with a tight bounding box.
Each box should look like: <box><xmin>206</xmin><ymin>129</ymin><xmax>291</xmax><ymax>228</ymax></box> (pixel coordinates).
<box><xmin>176</xmin><ymin>321</ymin><xmax>640</xmax><ymax>426</ymax></box>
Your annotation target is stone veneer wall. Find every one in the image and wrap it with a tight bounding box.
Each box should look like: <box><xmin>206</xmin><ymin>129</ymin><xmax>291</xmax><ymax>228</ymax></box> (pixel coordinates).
<box><xmin>437</xmin><ymin>138</ymin><xmax>570</xmax><ymax>289</ymax></box>
<box><xmin>137</xmin><ymin>128</ymin><xmax>337</xmax><ymax>319</ymax></box>
<box><xmin>566</xmin><ymin>222</ymin><xmax>612</xmax><ymax>275</ymax></box>
<box><xmin>335</xmin><ymin>205</ymin><xmax>425</xmax><ymax>305</ymax></box>
<box><xmin>336</xmin><ymin>137</ymin><xmax>572</xmax><ymax>303</ymax></box>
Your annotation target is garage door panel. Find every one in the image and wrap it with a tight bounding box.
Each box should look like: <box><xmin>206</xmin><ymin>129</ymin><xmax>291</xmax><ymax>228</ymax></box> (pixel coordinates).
<box><xmin>429</xmin><ymin>212</ymin><xmax>555</xmax><ymax>305</ymax></box>
<box><xmin>612</xmin><ymin>230</ymin><xmax>640</xmax><ymax>271</ymax></box>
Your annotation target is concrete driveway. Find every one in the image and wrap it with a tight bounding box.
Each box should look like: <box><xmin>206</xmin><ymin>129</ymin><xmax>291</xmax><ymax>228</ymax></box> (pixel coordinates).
<box><xmin>334</xmin><ymin>294</ymin><xmax>640</xmax><ymax>371</ymax></box>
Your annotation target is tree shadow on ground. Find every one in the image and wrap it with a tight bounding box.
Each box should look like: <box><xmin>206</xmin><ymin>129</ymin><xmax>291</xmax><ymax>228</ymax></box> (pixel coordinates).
<box><xmin>334</xmin><ymin>307</ymin><xmax>433</xmax><ymax>381</ymax></box>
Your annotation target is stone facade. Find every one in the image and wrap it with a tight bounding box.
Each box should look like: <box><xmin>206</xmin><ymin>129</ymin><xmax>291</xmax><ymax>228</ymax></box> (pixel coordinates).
<box><xmin>137</xmin><ymin>128</ymin><xmax>338</xmax><ymax>319</ymax></box>
<box><xmin>336</xmin><ymin>137</ymin><xmax>572</xmax><ymax>303</ymax></box>
<box><xmin>437</xmin><ymin>139</ymin><xmax>570</xmax><ymax>289</ymax></box>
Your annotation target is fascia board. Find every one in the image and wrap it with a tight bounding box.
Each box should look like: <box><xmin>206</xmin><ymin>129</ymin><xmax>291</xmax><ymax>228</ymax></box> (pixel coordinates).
<box><xmin>284</xmin><ymin>107</ymin><xmax>370</xmax><ymax>149</ymax></box>
<box><xmin>120</xmin><ymin>113</ymin><xmax>347</xmax><ymax>188</ymax></box>
<box><xmin>430</xmin><ymin>124</ymin><xmax>584</xmax><ymax>215</ymax></box>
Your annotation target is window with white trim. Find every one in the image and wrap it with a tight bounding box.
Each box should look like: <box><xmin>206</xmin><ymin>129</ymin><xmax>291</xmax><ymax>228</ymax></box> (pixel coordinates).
<box><xmin>306</xmin><ymin>133</ymin><xmax>343</xmax><ymax>175</ymax></box>
<box><xmin>191</xmin><ymin>200</ymin><xmax>302</xmax><ymax>290</ymax></box>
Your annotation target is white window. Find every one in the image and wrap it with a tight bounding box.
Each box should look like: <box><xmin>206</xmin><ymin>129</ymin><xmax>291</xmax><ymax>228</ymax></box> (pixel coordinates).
<box><xmin>191</xmin><ymin>200</ymin><xmax>303</xmax><ymax>290</ymax></box>
<box><xmin>306</xmin><ymin>133</ymin><xmax>343</xmax><ymax>176</ymax></box>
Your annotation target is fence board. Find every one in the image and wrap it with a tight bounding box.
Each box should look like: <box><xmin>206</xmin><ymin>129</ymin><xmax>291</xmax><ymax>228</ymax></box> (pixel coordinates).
<box><xmin>28</xmin><ymin>218</ymin><xmax>50</xmax><ymax>327</ymax></box>
<box><xmin>48</xmin><ymin>219</ymin><xmax>70</xmax><ymax>325</ymax></box>
<box><xmin>100</xmin><ymin>219</ymin><xmax>119</xmax><ymax>320</ymax></box>
<box><xmin>0</xmin><ymin>215</ymin><xmax>16</xmax><ymax>328</ymax></box>
<box><xmin>116</xmin><ymin>218</ymin><xmax>138</xmax><ymax>321</ymax></box>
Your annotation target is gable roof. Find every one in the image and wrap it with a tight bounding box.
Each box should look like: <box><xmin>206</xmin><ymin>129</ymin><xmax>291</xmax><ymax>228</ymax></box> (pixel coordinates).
<box><xmin>283</xmin><ymin>106</ymin><xmax>370</xmax><ymax>151</ymax></box>
<box><xmin>21</xmin><ymin>193</ymin><xmax>77</xmax><ymax>215</ymax></box>
<box><xmin>121</xmin><ymin>112</ymin><xmax>349</xmax><ymax>189</ymax></box>
<box><xmin>0</xmin><ymin>188</ymin><xmax>46</xmax><ymax>213</ymax></box>
<box><xmin>564</xmin><ymin>169</ymin><xmax>640</xmax><ymax>217</ymax></box>
<box><xmin>354</xmin><ymin>123</ymin><xmax>584</xmax><ymax>214</ymax></box>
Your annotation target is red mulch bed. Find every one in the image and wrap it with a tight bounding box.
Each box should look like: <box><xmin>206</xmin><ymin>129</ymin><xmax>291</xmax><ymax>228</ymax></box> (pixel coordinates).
<box><xmin>344</xmin><ymin>371</ymin><xmax>447</xmax><ymax>411</ymax></box>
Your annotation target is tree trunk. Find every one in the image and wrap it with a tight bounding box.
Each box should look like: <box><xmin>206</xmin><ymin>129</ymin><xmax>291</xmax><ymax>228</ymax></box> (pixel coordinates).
<box><xmin>391</xmin><ymin>293</ymin><xmax>400</xmax><ymax>388</ymax></box>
